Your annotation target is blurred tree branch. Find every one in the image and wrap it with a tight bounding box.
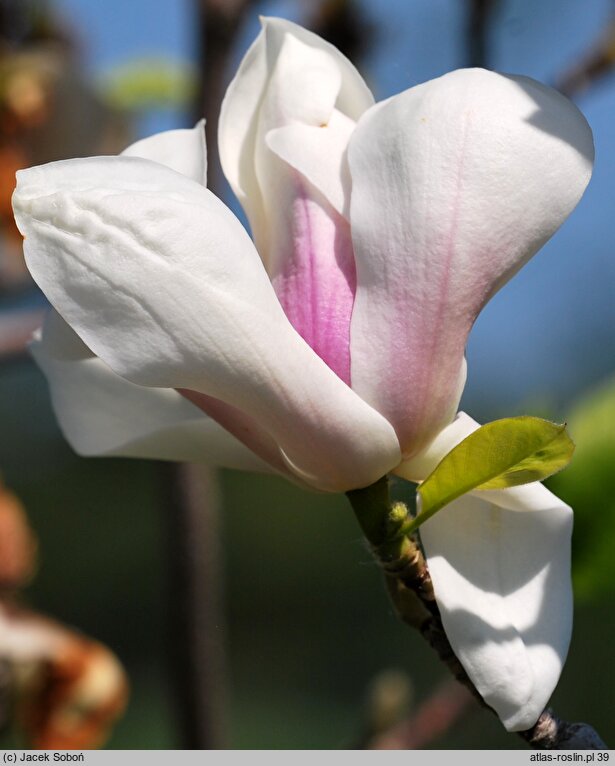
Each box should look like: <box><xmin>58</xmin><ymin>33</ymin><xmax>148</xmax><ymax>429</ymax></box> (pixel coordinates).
<box><xmin>159</xmin><ymin>3</ymin><xmax>267</xmax><ymax>750</ymax></box>
<box><xmin>466</xmin><ymin>0</ymin><xmax>499</xmax><ymax>69</ymax></box>
<box><xmin>194</xmin><ymin>0</ymin><xmax>254</xmax><ymax>195</ymax></box>
<box><xmin>367</xmin><ymin>679</ymin><xmax>474</xmax><ymax>749</ymax></box>
<box><xmin>347</xmin><ymin>478</ymin><xmax>609</xmax><ymax>750</ymax></box>
<box><xmin>194</xmin><ymin>0</ymin><xmax>372</xmax><ymax>195</ymax></box>
<box><xmin>0</xmin><ymin>0</ymin><xmax>128</xmax><ymax>293</ymax></box>
<box><xmin>164</xmin><ymin>463</ymin><xmax>228</xmax><ymax>749</ymax></box>
<box><xmin>0</xmin><ymin>0</ymin><xmax>72</xmax><ymax>53</ymax></box>
<box><xmin>309</xmin><ymin>0</ymin><xmax>372</xmax><ymax>64</ymax></box>
<box><xmin>557</xmin><ymin>16</ymin><xmax>615</xmax><ymax>97</ymax></box>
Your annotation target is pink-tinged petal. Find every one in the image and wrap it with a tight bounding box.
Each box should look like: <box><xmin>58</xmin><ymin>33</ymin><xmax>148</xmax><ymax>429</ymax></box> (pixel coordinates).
<box><xmin>219</xmin><ymin>18</ymin><xmax>372</xmax><ymax>380</ymax></box>
<box><xmin>31</xmin><ymin>310</ymin><xmax>272</xmax><ymax>472</ymax></box>
<box><xmin>348</xmin><ymin>69</ymin><xmax>594</xmax><ymax>458</ymax></box>
<box><xmin>397</xmin><ymin>413</ymin><xmax>573</xmax><ymax>731</ymax></box>
<box><xmin>395</xmin><ymin>409</ymin><xmax>476</xmax><ymax>483</ymax></box>
<box><xmin>266</xmin><ymin>108</ymin><xmax>355</xmax><ymax>218</ymax></box>
<box><xmin>178</xmin><ymin>388</ymin><xmax>298</xmax><ymax>481</ymax></box>
<box><xmin>269</xmin><ymin>176</ymin><xmax>356</xmax><ymax>384</ymax></box>
<box><xmin>121</xmin><ymin>120</ymin><xmax>207</xmax><ymax>185</ymax></box>
<box><xmin>14</xmin><ymin>156</ymin><xmax>401</xmax><ymax>491</ymax></box>
<box><xmin>254</xmin><ymin>34</ymin><xmax>356</xmax><ymax>379</ymax></box>
<box><xmin>219</xmin><ymin>15</ymin><xmax>373</xmax><ymax>246</ymax></box>
<box><xmin>30</xmin><ymin>122</ymin><xmax>239</xmax><ymax>466</ymax></box>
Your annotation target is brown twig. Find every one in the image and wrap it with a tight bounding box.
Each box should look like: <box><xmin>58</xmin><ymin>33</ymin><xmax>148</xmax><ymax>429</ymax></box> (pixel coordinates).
<box><xmin>368</xmin><ymin>679</ymin><xmax>474</xmax><ymax>750</ymax></box>
<box><xmin>163</xmin><ymin>463</ymin><xmax>228</xmax><ymax>749</ymax></box>
<box><xmin>556</xmin><ymin>16</ymin><xmax>615</xmax><ymax>97</ymax></box>
<box><xmin>519</xmin><ymin>709</ymin><xmax>608</xmax><ymax>750</ymax></box>
<box><xmin>0</xmin><ymin>658</ymin><xmax>12</xmax><ymax>735</ymax></box>
<box><xmin>466</xmin><ymin>0</ymin><xmax>498</xmax><ymax>69</ymax></box>
<box><xmin>347</xmin><ymin>477</ymin><xmax>608</xmax><ymax>749</ymax></box>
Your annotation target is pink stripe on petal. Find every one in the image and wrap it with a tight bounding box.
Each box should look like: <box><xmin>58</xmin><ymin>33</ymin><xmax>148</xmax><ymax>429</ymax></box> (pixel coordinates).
<box><xmin>380</xmin><ymin>121</ymin><xmax>471</xmax><ymax>453</ymax></box>
<box><xmin>178</xmin><ymin>388</ymin><xmax>292</xmax><ymax>477</ymax></box>
<box><xmin>348</xmin><ymin>70</ymin><xmax>593</xmax><ymax>457</ymax></box>
<box><xmin>271</xmin><ymin>176</ymin><xmax>356</xmax><ymax>385</ymax></box>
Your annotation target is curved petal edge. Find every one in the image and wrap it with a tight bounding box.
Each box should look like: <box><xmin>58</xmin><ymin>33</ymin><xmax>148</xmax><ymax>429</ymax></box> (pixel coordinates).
<box><xmin>14</xmin><ymin>156</ymin><xmax>401</xmax><ymax>491</ymax></box>
<box><xmin>398</xmin><ymin>413</ymin><xmax>573</xmax><ymax>731</ymax></box>
<box><xmin>31</xmin><ymin>311</ymin><xmax>272</xmax><ymax>472</ymax></box>
<box><xmin>349</xmin><ymin>69</ymin><xmax>593</xmax><ymax>459</ymax></box>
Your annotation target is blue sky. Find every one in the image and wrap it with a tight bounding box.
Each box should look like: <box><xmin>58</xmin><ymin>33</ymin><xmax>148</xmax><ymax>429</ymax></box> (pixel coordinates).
<box><xmin>53</xmin><ymin>0</ymin><xmax>615</xmax><ymax>418</ymax></box>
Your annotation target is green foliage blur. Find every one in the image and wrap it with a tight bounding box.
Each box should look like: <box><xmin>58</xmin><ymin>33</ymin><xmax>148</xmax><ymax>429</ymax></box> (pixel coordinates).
<box><xmin>99</xmin><ymin>59</ymin><xmax>196</xmax><ymax>111</ymax></box>
<box><xmin>548</xmin><ymin>376</ymin><xmax>615</xmax><ymax>604</ymax></box>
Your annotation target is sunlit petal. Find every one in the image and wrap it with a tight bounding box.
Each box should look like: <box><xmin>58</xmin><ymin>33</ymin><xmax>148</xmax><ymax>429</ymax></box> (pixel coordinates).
<box><xmin>349</xmin><ymin>69</ymin><xmax>594</xmax><ymax>458</ymax></box>
<box><xmin>219</xmin><ymin>15</ymin><xmax>372</xmax><ymax>245</ymax></box>
<box><xmin>121</xmin><ymin>120</ymin><xmax>207</xmax><ymax>185</ymax></box>
<box><xmin>219</xmin><ymin>18</ymin><xmax>373</xmax><ymax>381</ymax></box>
<box><xmin>14</xmin><ymin>156</ymin><xmax>401</xmax><ymax>491</ymax></box>
<box><xmin>398</xmin><ymin>412</ymin><xmax>572</xmax><ymax>731</ymax></box>
<box><xmin>31</xmin><ymin>311</ymin><xmax>271</xmax><ymax>471</ymax></box>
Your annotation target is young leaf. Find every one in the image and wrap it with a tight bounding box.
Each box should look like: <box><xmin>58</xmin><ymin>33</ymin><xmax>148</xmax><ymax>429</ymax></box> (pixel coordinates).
<box><xmin>408</xmin><ymin>417</ymin><xmax>574</xmax><ymax>533</ymax></box>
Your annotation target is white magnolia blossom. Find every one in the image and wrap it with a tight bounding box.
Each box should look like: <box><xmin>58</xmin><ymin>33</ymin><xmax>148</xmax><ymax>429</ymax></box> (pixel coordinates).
<box><xmin>12</xmin><ymin>18</ymin><xmax>593</xmax><ymax>733</ymax></box>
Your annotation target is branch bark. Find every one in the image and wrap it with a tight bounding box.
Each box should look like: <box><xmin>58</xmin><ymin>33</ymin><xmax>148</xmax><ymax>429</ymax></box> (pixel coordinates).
<box><xmin>347</xmin><ymin>477</ymin><xmax>608</xmax><ymax>750</ymax></box>
<box><xmin>163</xmin><ymin>463</ymin><xmax>228</xmax><ymax>749</ymax></box>
<box><xmin>556</xmin><ymin>17</ymin><xmax>615</xmax><ymax>97</ymax></box>
<box><xmin>466</xmin><ymin>0</ymin><xmax>498</xmax><ymax>69</ymax></box>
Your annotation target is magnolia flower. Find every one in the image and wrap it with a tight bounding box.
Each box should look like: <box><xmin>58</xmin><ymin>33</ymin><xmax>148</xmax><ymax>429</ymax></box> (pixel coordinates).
<box><xmin>12</xmin><ymin>18</ymin><xmax>593</xmax><ymax>733</ymax></box>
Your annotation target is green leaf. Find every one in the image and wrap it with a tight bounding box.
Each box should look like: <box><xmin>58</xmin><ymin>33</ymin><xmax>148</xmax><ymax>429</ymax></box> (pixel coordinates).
<box><xmin>407</xmin><ymin>416</ymin><xmax>574</xmax><ymax>534</ymax></box>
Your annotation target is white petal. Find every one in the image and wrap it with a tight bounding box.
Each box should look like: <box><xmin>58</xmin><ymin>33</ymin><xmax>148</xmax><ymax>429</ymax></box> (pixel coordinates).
<box><xmin>219</xmin><ymin>18</ymin><xmax>373</xmax><ymax>387</ymax></box>
<box><xmin>219</xmin><ymin>15</ymin><xmax>372</xmax><ymax>230</ymax></box>
<box><xmin>420</xmin><ymin>487</ymin><xmax>572</xmax><ymax>732</ymax></box>
<box><xmin>30</xmin><ymin>310</ymin><xmax>271</xmax><ymax>471</ymax></box>
<box><xmin>348</xmin><ymin>69</ymin><xmax>593</xmax><ymax>459</ymax></box>
<box><xmin>397</xmin><ymin>413</ymin><xmax>572</xmax><ymax>731</ymax></box>
<box><xmin>121</xmin><ymin>120</ymin><xmax>207</xmax><ymax>185</ymax></box>
<box><xmin>14</xmin><ymin>156</ymin><xmax>400</xmax><ymax>491</ymax></box>
<box><xmin>395</xmin><ymin>410</ymin><xmax>477</xmax><ymax>482</ymax></box>
<box><xmin>30</xmin><ymin>122</ymin><xmax>234</xmax><ymax>466</ymax></box>
<box><xmin>220</xmin><ymin>20</ymin><xmax>371</xmax><ymax>383</ymax></box>
<box><xmin>266</xmin><ymin>108</ymin><xmax>355</xmax><ymax>217</ymax></box>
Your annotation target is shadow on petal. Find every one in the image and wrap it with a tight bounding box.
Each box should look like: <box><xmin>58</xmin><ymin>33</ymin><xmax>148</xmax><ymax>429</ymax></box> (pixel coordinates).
<box><xmin>507</xmin><ymin>75</ymin><xmax>595</xmax><ymax>163</ymax></box>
